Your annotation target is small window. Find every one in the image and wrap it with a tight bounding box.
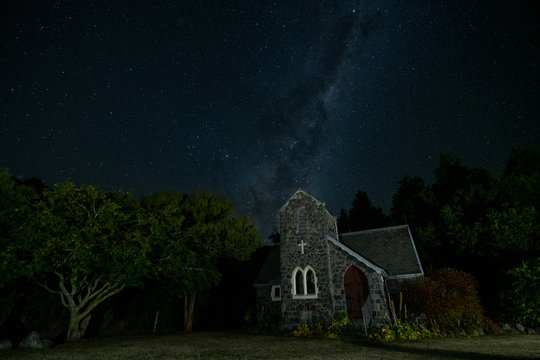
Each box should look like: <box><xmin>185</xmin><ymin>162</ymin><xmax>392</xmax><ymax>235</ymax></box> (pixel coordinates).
<box><xmin>297</xmin><ymin>210</ymin><xmax>306</xmax><ymax>234</ymax></box>
<box><xmin>271</xmin><ymin>285</ymin><xmax>281</xmax><ymax>301</ymax></box>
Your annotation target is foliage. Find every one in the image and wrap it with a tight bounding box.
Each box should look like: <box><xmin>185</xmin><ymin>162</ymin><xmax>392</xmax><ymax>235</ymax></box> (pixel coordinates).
<box><xmin>291</xmin><ymin>313</ymin><xmax>349</xmax><ymax>339</ymax></box>
<box><xmin>390</xmin><ymin>175</ymin><xmax>430</xmax><ymax>227</ymax></box>
<box><xmin>327</xmin><ymin>313</ymin><xmax>349</xmax><ymax>339</ymax></box>
<box><xmin>480</xmin><ymin>315</ymin><xmax>500</xmax><ymax>335</ymax></box>
<box><xmin>504</xmin><ymin>258</ymin><xmax>540</xmax><ymax>328</ymax></box>
<box><xmin>403</xmin><ymin>268</ymin><xmax>484</xmax><ymax>335</ymax></box>
<box><xmin>0</xmin><ymin>171</ymin><xmax>39</xmax><ymax>288</ymax></box>
<box><xmin>388</xmin><ymin>148</ymin><xmax>540</xmax><ymax>319</ymax></box>
<box><xmin>368</xmin><ymin>321</ymin><xmax>439</xmax><ymax>342</ymax></box>
<box><xmin>145</xmin><ymin>191</ymin><xmax>261</xmax><ymax>291</ymax></box>
<box><xmin>12</xmin><ymin>182</ymin><xmax>151</xmax><ymax>339</ymax></box>
<box><xmin>338</xmin><ymin>190</ymin><xmax>389</xmax><ymax>232</ymax></box>
<box><xmin>142</xmin><ymin>190</ymin><xmax>261</xmax><ymax>332</ymax></box>
<box><xmin>292</xmin><ymin>323</ymin><xmax>313</xmax><ymax>337</ymax></box>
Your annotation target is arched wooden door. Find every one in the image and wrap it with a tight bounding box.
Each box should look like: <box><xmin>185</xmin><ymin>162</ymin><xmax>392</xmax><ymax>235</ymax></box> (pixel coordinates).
<box><xmin>344</xmin><ymin>266</ymin><xmax>370</xmax><ymax>319</ymax></box>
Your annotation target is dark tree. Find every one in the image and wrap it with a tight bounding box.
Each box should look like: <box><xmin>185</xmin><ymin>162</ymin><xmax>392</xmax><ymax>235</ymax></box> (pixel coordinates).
<box><xmin>390</xmin><ymin>175</ymin><xmax>430</xmax><ymax>227</ymax></box>
<box><xmin>338</xmin><ymin>190</ymin><xmax>389</xmax><ymax>232</ymax></box>
<box><xmin>504</xmin><ymin>147</ymin><xmax>540</xmax><ymax>176</ymax></box>
<box><xmin>397</xmin><ymin>150</ymin><xmax>540</xmax><ymax>318</ymax></box>
<box><xmin>268</xmin><ymin>230</ymin><xmax>281</xmax><ymax>245</ymax></box>
<box><xmin>337</xmin><ymin>208</ymin><xmax>350</xmax><ymax>233</ymax></box>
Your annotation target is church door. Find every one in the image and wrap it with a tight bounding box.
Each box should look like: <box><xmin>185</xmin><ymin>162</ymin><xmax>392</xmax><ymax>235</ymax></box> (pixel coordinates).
<box><xmin>344</xmin><ymin>266</ymin><xmax>370</xmax><ymax>319</ymax></box>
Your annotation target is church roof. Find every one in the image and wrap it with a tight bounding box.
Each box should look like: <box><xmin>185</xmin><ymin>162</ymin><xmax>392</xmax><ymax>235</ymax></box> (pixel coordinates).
<box><xmin>279</xmin><ymin>189</ymin><xmax>335</xmax><ymax>219</ymax></box>
<box><xmin>253</xmin><ymin>246</ymin><xmax>281</xmax><ymax>287</ymax></box>
<box><xmin>339</xmin><ymin>225</ymin><xmax>423</xmax><ymax>278</ymax></box>
<box><xmin>327</xmin><ymin>236</ymin><xmax>385</xmax><ymax>275</ymax></box>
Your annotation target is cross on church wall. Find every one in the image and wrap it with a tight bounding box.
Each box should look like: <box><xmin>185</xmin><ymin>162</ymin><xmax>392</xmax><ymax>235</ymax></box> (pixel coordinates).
<box><xmin>298</xmin><ymin>240</ymin><xmax>306</xmax><ymax>254</ymax></box>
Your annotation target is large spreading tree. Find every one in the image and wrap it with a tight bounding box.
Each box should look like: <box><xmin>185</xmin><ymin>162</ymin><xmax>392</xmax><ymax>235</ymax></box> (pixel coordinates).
<box><xmin>14</xmin><ymin>182</ymin><xmax>151</xmax><ymax>340</ymax></box>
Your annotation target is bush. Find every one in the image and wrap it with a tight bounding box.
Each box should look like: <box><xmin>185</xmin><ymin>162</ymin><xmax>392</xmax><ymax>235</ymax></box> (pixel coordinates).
<box><xmin>480</xmin><ymin>315</ymin><xmax>500</xmax><ymax>335</ymax></box>
<box><xmin>504</xmin><ymin>257</ymin><xmax>540</xmax><ymax>328</ymax></box>
<box><xmin>368</xmin><ymin>321</ymin><xmax>439</xmax><ymax>342</ymax></box>
<box><xmin>403</xmin><ymin>268</ymin><xmax>484</xmax><ymax>334</ymax></box>
<box><xmin>327</xmin><ymin>313</ymin><xmax>348</xmax><ymax>339</ymax></box>
<box><xmin>291</xmin><ymin>313</ymin><xmax>349</xmax><ymax>339</ymax></box>
<box><xmin>292</xmin><ymin>323</ymin><xmax>313</xmax><ymax>337</ymax></box>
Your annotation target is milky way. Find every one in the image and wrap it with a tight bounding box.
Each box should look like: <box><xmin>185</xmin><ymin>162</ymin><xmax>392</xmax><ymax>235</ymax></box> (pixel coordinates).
<box><xmin>1</xmin><ymin>1</ymin><xmax>539</xmax><ymax>239</ymax></box>
<box><xmin>241</xmin><ymin>2</ymin><xmax>384</xmax><ymax>233</ymax></box>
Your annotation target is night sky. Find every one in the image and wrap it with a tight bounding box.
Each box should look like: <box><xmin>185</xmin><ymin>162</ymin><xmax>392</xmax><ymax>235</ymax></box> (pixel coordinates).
<box><xmin>2</xmin><ymin>1</ymin><xmax>539</xmax><ymax>237</ymax></box>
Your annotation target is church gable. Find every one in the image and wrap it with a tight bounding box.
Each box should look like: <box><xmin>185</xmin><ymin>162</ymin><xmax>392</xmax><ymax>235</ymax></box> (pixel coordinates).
<box><xmin>278</xmin><ymin>189</ymin><xmax>337</xmax><ymax>326</ymax></box>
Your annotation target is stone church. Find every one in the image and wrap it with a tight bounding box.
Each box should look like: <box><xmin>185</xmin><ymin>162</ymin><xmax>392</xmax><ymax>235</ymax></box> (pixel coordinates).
<box><xmin>253</xmin><ymin>189</ymin><xmax>424</xmax><ymax>330</ymax></box>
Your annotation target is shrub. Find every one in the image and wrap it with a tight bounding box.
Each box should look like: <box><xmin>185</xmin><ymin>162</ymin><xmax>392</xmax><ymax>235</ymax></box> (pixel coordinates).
<box><xmin>403</xmin><ymin>268</ymin><xmax>484</xmax><ymax>334</ymax></box>
<box><xmin>504</xmin><ymin>257</ymin><xmax>540</xmax><ymax>328</ymax></box>
<box><xmin>327</xmin><ymin>312</ymin><xmax>348</xmax><ymax>339</ymax></box>
<box><xmin>480</xmin><ymin>315</ymin><xmax>500</xmax><ymax>335</ymax></box>
<box><xmin>292</xmin><ymin>323</ymin><xmax>313</xmax><ymax>337</ymax></box>
<box><xmin>291</xmin><ymin>313</ymin><xmax>349</xmax><ymax>339</ymax></box>
<box><xmin>368</xmin><ymin>321</ymin><xmax>439</xmax><ymax>342</ymax></box>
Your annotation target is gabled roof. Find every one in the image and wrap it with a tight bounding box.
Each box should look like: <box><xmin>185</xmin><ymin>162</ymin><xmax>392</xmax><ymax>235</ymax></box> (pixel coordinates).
<box><xmin>327</xmin><ymin>236</ymin><xmax>386</xmax><ymax>275</ymax></box>
<box><xmin>339</xmin><ymin>225</ymin><xmax>423</xmax><ymax>278</ymax></box>
<box><xmin>253</xmin><ymin>246</ymin><xmax>281</xmax><ymax>287</ymax></box>
<box><xmin>279</xmin><ymin>188</ymin><xmax>335</xmax><ymax>219</ymax></box>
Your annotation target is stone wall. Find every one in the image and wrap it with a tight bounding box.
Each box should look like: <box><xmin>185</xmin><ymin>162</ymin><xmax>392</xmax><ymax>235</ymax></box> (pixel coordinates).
<box><xmin>279</xmin><ymin>191</ymin><xmax>336</xmax><ymax>328</ymax></box>
<box><xmin>277</xmin><ymin>190</ymin><xmax>391</xmax><ymax>329</ymax></box>
<box><xmin>255</xmin><ymin>287</ymin><xmax>281</xmax><ymax>327</ymax></box>
<box><xmin>328</xmin><ymin>242</ymin><xmax>391</xmax><ymax>327</ymax></box>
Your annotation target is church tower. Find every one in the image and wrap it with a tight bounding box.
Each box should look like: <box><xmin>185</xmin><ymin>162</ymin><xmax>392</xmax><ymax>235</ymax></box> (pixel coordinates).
<box><xmin>279</xmin><ymin>189</ymin><xmax>338</xmax><ymax>328</ymax></box>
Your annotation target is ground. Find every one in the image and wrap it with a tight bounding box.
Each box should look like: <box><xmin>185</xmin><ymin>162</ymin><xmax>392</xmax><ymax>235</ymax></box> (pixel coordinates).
<box><xmin>0</xmin><ymin>332</ymin><xmax>538</xmax><ymax>359</ymax></box>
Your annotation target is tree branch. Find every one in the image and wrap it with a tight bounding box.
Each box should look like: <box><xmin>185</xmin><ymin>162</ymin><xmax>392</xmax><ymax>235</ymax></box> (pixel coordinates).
<box><xmin>38</xmin><ymin>282</ymin><xmax>61</xmax><ymax>294</ymax></box>
<box><xmin>55</xmin><ymin>271</ymin><xmax>77</xmax><ymax>309</ymax></box>
<box><xmin>79</xmin><ymin>282</ymin><xmax>125</xmax><ymax>320</ymax></box>
<box><xmin>75</xmin><ymin>202</ymin><xmax>91</xmax><ymax>218</ymax></box>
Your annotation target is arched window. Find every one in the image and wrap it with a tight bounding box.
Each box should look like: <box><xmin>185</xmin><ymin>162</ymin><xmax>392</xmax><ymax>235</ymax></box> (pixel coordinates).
<box><xmin>295</xmin><ymin>269</ymin><xmax>304</xmax><ymax>295</ymax></box>
<box><xmin>292</xmin><ymin>266</ymin><xmax>318</xmax><ymax>299</ymax></box>
<box><xmin>306</xmin><ymin>269</ymin><xmax>316</xmax><ymax>294</ymax></box>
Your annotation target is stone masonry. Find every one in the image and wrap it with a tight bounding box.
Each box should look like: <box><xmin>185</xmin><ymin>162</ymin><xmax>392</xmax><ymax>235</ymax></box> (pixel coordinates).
<box><xmin>279</xmin><ymin>190</ymin><xmax>391</xmax><ymax>329</ymax></box>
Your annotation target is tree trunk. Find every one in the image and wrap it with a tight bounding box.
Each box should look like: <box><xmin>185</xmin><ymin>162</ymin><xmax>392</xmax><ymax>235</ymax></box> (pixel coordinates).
<box><xmin>183</xmin><ymin>291</ymin><xmax>197</xmax><ymax>333</ymax></box>
<box><xmin>66</xmin><ymin>312</ymin><xmax>91</xmax><ymax>340</ymax></box>
<box><xmin>41</xmin><ymin>272</ymin><xmax>125</xmax><ymax>340</ymax></box>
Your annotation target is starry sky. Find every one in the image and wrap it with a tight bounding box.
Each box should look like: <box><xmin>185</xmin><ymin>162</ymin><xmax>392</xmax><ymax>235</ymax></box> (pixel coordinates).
<box><xmin>2</xmin><ymin>1</ymin><xmax>539</xmax><ymax>237</ymax></box>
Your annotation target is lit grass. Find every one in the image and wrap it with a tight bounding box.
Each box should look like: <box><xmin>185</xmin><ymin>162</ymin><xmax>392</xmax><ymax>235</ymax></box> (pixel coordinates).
<box><xmin>0</xmin><ymin>332</ymin><xmax>538</xmax><ymax>359</ymax></box>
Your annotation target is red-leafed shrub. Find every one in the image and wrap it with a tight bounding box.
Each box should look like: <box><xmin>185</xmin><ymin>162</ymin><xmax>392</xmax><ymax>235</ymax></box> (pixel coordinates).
<box><xmin>480</xmin><ymin>315</ymin><xmax>500</xmax><ymax>335</ymax></box>
<box><xmin>403</xmin><ymin>268</ymin><xmax>485</xmax><ymax>334</ymax></box>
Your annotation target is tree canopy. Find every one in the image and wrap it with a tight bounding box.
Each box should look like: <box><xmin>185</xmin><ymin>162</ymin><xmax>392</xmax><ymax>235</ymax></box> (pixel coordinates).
<box><xmin>142</xmin><ymin>190</ymin><xmax>261</xmax><ymax>332</ymax></box>
<box><xmin>1</xmin><ymin>174</ymin><xmax>261</xmax><ymax>338</ymax></box>
<box><xmin>11</xmin><ymin>182</ymin><xmax>151</xmax><ymax>339</ymax></box>
<box><xmin>339</xmin><ymin>147</ymin><xmax>540</xmax><ymax>324</ymax></box>
<box><xmin>389</xmin><ymin>148</ymin><xmax>540</xmax><ymax>320</ymax></box>
<box><xmin>337</xmin><ymin>190</ymin><xmax>389</xmax><ymax>232</ymax></box>
<box><xmin>0</xmin><ymin>171</ymin><xmax>40</xmax><ymax>288</ymax></box>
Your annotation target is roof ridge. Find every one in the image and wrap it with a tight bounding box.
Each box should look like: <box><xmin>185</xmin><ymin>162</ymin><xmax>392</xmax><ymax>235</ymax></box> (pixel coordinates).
<box><xmin>339</xmin><ymin>224</ymin><xmax>409</xmax><ymax>236</ymax></box>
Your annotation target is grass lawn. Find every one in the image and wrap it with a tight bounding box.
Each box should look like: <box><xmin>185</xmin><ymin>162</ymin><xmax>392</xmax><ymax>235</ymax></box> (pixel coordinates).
<box><xmin>0</xmin><ymin>332</ymin><xmax>538</xmax><ymax>359</ymax></box>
